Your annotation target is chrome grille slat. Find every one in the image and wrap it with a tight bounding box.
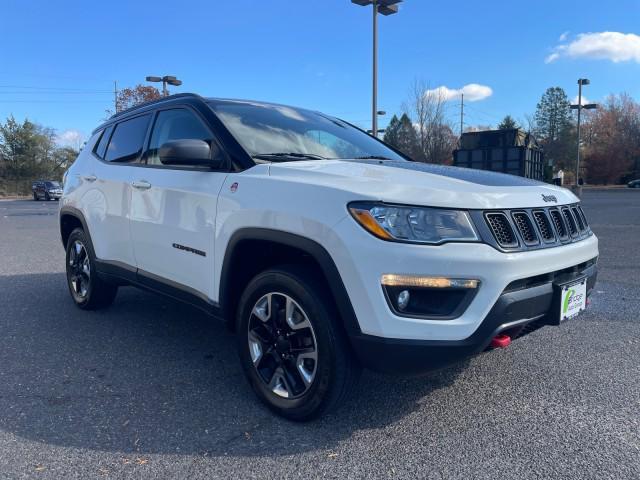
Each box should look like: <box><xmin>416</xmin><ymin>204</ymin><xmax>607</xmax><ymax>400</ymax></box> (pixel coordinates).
<box><xmin>512</xmin><ymin>212</ymin><xmax>539</xmax><ymax>245</ymax></box>
<box><xmin>549</xmin><ymin>209</ymin><xmax>568</xmax><ymax>240</ymax></box>
<box><xmin>571</xmin><ymin>206</ymin><xmax>585</xmax><ymax>231</ymax></box>
<box><xmin>532</xmin><ymin>210</ymin><xmax>555</xmax><ymax>242</ymax></box>
<box><xmin>562</xmin><ymin>207</ymin><xmax>578</xmax><ymax>237</ymax></box>
<box><xmin>485</xmin><ymin>213</ymin><xmax>518</xmax><ymax>248</ymax></box>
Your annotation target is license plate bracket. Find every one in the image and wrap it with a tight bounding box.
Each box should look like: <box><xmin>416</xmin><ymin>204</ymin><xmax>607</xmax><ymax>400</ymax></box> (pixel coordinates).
<box><xmin>548</xmin><ymin>277</ymin><xmax>588</xmax><ymax>325</ymax></box>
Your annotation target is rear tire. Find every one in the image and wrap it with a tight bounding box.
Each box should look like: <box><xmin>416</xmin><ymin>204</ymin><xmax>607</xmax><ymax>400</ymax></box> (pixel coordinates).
<box><xmin>236</xmin><ymin>265</ymin><xmax>360</xmax><ymax>421</ymax></box>
<box><xmin>65</xmin><ymin>228</ymin><xmax>118</xmax><ymax>310</ymax></box>
<box><xmin>45</xmin><ymin>192</ymin><xmax>50</xmax><ymax>201</ymax></box>
<box><xmin>33</xmin><ymin>192</ymin><xmax>38</xmax><ymax>201</ymax></box>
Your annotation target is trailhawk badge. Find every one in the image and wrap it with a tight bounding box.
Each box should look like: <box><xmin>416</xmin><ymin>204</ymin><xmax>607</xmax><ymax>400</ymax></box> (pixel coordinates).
<box><xmin>542</xmin><ymin>194</ymin><xmax>558</xmax><ymax>203</ymax></box>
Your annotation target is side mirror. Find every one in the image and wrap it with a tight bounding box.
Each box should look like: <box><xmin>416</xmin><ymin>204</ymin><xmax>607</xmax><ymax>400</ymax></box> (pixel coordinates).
<box><xmin>158</xmin><ymin>139</ymin><xmax>224</xmax><ymax>168</ymax></box>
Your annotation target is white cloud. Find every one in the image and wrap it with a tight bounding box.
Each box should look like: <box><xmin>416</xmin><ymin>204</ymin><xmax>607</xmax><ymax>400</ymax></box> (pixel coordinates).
<box><xmin>546</xmin><ymin>31</ymin><xmax>640</xmax><ymax>64</ymax></box>
<box><xmin>571</xmin><ymin>95</ymin><xmax>590</xmax><ymax>106</ymax></box>
<box><xmin>56</xmin><ymin>129</ymin><xmax>85</xmax><ymax>148</ymax></box>
<box><xmin>424</xmin><ymin>83</ymin><xmax>493</xmax><ymax>102</ymax></box>
<box><xmin>558</xmin><ymin>31</ymin><xmax>570</xmax><ymax>42</ymax></box>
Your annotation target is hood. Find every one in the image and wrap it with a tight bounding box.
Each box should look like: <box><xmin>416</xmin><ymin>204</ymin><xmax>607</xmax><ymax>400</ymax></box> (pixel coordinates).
<box><xmin>268</xmin><ymin>160</ymin><xmax>577</xmax><ymax>209</ymax></box>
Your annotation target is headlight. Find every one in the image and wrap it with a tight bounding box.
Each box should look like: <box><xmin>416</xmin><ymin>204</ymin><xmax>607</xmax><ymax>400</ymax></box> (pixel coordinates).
<box><xmin>348</xmin><ymin>202</ymin><xmax>479</xmax><ymax>244</ymax></box>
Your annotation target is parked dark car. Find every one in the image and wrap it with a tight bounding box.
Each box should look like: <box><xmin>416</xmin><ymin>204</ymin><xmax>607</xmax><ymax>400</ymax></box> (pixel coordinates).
<box><xmin>32</xmin><ymin>180</ymin><xmax>63</xmax><ymax>200</ymax></box>
<box><xmin>628</xmin><ymin>179</ymin><xmax>640</xmax><ymax>188</ymax></box>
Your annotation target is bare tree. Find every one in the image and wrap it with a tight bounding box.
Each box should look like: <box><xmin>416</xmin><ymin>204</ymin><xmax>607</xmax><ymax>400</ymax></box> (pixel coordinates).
<box><xmin>402</xmin><ymin>79</ymin><xmax>457</xmax><ymax>164</ymax></box>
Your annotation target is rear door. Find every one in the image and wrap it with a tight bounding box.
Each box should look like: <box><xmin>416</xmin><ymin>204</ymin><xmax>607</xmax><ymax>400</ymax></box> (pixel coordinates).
<box><xmin>129</xmin><ymin>106</ymin><xmax>228</xmax><ymax>302</ymax></box>
<box><xmin>81</xmin><ymin>114</ymin><xmax>151</xmax><ymax>270</ymax></box>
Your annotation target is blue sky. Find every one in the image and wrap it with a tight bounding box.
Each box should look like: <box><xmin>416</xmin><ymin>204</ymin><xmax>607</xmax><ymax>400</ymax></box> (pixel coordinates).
<box><xmin>2</xmin><ymin>0</ymin><xmax>639</xmax><ymax>146</ymax></box>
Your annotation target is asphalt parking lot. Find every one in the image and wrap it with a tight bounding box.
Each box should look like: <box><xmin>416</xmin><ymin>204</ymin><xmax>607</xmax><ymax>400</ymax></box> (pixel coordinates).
<box><xmin>0</xmin><ymin>190</ymin><xmax>638</xmax><ymax>480</ymax></box>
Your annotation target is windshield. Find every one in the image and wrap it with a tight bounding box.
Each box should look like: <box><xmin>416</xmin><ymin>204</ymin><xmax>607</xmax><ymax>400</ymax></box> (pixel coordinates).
<box><xmin>46</xmin><ymin>181</ymin><xmax>61</xmax><ymax>188</ymax></box>
<box><xmin>208</xmin><ymin>101</ymin><xmax>405</xmax><ymax>162</ymax></box>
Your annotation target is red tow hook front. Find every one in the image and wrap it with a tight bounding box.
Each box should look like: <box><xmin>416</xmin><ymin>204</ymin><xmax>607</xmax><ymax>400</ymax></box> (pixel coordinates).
<box><xmin>490</xmin><ymin>334</ymin><xmax>511</xmax><ymax>349</ymax></box>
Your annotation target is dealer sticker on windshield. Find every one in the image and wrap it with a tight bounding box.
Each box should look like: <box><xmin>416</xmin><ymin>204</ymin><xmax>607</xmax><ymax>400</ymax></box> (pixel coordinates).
<box><xmin>560</xmin><ymin>279</ymin><xmax>587</xmax><ymax>321</ymax></box>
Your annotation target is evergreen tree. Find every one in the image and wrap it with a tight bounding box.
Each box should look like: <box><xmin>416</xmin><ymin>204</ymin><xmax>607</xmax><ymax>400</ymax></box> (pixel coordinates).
<box><xmin>497</xmin><ymin>115</ymin><xmax>518</xmax><ymax>130</ymax></box>
<box><xmin>534</xmin><ymin>87</ymin><xmax>572</xmax><ymax>142</ymax></box>
<box><xmin>396</xmin><ymin>113</ymin><xmax>420</xmax><ymax>159</ymax></box>
<box><xmin>382</xmin><ymin>115</ymin><xmax>401</xmax><ymax>148</ymax></box>
<box><xmin>533</xmin><ymin>87</ymin><xmax>575</xmax><ymax>171</ymax></box>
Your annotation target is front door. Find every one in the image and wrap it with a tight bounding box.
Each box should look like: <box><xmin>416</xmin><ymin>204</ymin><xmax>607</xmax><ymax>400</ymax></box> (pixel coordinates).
<box><xmin>129</xmin><ymin>107</ymin><xmax>228</xmax><ymax>302</ymax></box>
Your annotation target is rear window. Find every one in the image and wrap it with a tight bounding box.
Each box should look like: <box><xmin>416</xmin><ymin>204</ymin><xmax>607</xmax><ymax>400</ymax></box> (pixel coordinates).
<box><xmin>94</xmin><ymin>125</ymin><xmax>113</xmax><ymax>159</ymax></box>
<box><xmin>104</xmin><ymin>114</ymin><xmax>151</xmax><ymax>162</ymax></box>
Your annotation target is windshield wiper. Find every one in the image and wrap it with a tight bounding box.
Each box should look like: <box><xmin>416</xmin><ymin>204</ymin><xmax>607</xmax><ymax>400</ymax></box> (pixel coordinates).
<box><xmin>351</xmin><ymin>155</ymin><xmax>394</xmax><ymax>160</ymax></box>
<box><xmin>252</xmin><ymin>152</ymin><xmax>327</xmax><ymax>162</ymax></box>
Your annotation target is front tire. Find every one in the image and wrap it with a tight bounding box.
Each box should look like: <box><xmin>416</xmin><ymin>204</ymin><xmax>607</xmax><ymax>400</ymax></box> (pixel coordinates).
<box><xmin>237</xmin><ymin>265</ymin><xmax>360</xmax><ymax>421</ymax></box>
<box><xmin>33</xmin><ymin>192</ymin><xmax>38</xmax><ymax>201</ymax></box>
<box><xmin>45</xmin><ymin>192</ymin><xmax>50</xmax><ymax>201</ymax></box>
<box><xmin>65</xmin><ymin>228</ymin><xmax>118</xmax><ymax>310</ymax></box>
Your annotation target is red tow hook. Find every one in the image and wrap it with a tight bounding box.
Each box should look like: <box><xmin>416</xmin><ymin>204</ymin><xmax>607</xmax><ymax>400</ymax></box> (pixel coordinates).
<box><xmin>490</xmin><ymin>334</ymin><xmax>511</xmax><ymax>349</ymax></box>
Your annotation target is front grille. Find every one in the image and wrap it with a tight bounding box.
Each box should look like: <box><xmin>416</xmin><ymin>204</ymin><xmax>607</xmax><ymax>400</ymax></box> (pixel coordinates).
<box><xmin>549</xmin><ymin>209</ymin><xmax>568</xmax><ymax>240</ymax></box>
<box><xmin>562</xmin><ymin>207</ymin><xmax>578</xmax><ymax>237</ymax></box>
<box><xmin>477</xmin><ymin>203</ymin><xmax>591</xmax><ymax>252</ymax></box>
<box><xmin>512</xmin><ymin>212</ymin><xmax>538</xmax><ymax>244</ymax></box>
<box><xmin>532</xmin><ymin>210</ymin><xmax>555</xmax><ymax>242</ymax></box>
<box><xmin>485</xmin><ymin>213</ymin><xmax>518</xmax><ymax>247</ymax></box>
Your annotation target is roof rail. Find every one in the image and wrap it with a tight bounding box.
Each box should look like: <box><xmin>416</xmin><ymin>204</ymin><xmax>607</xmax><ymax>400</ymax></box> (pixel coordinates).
<box><xmin>109</xmin><ymin>92</ymin><xmax>202</xmax><ymax>119</ymax></box>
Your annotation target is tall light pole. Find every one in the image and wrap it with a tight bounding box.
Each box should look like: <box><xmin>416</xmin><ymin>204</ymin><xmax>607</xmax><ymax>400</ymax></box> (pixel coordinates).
<box><xmin>351</xmin><ymin>0</ymin><xmax>402</xmax><ymax>137</ymax></box>
<box><xmin>145</xmin><ymin>75</ymin><xmax>183</xmax><ymax>97</ymax></box>
<box><xmin>570</xmin><ymin>78</ymin><xmax>597</xmax><ymax>185</ymax></box>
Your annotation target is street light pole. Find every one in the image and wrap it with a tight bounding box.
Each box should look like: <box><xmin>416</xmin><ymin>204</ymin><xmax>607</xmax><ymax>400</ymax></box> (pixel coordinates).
<box><xmin>576</xmin><ymin>80</ymin><xmax>583</xmax><ymax>185</ymax></box>
<box><xmin>571</xmin><ymin>78</ymin><xmax>598</xmax><ymax>186</ymax></box>
<box><xmin>351</xmin><ymin>0</ymin><xmax>401</xmax><ymax>137</ymax></box>
<box><xmin>145</xmin><ymin>75</ymin><xmax>183</xmax><ymax>97</ymax></box>
<box><xmin>372</xmin><ymin>0</ymin><xmax>378</xmax><ymax>137</ymax></box>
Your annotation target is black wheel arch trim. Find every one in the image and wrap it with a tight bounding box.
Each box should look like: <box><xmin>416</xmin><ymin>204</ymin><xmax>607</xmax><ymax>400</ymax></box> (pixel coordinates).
<box><xmin>59</xmin><ymin>206</ymin><xmax>95</xmax><ymax>252</ymax></box>
<box><xmin>219</xmin><ymin>228</ymin><xmax>362</xmax><ymax>336</ymax></box>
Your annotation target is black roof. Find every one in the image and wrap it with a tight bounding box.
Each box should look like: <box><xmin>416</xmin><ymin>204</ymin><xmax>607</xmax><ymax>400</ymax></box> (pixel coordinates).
<box><xmin>96</xmin><ymin>93</ymin><xmax>311</xmax><ymax>134</ymax></box>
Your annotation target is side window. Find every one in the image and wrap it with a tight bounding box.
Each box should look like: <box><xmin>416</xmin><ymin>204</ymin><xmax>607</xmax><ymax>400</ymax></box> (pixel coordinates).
<box><xmin>104</xmin><ymin>114</ymin><xmax>151</xmax><ymax>163</ymax></box>
<box><xmin>94</xmin><ymin>125</ymin><xmax>113</xmax><ymax>159</ymax></box>
<box><xmin>147</xmin><ymin>108</ymin><xmax>213</xmax><ymax>166</ymax></box>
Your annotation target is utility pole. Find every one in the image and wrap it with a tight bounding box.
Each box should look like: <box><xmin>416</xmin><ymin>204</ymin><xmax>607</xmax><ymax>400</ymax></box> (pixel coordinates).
<box><xmin>460</xmin><ymin>93</ymin><xmax>464</xmax><ymax>137</ymax></box>
<box><xmin>113</xmin><ymin>81</ymin><xmax>118</xmax><ymax>113</ymax></box>
<box><xmin>570</xmin><ymin>78</ymin><xmax>597</xmax><ymax>186</ymax></box>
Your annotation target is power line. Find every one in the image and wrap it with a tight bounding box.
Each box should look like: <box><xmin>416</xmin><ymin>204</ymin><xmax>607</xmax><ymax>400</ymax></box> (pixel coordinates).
<box><xmin>0</xmin><ymin>84</ymin><xmax>112</xmax><ymax>93</ymax></box>
<box><xmin>0</xmin><ymin>91</ymin><xmax>112</xmax><ymax>95</ymax></box>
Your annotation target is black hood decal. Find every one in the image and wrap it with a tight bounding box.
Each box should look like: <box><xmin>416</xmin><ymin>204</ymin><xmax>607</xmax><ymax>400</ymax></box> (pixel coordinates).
<box><xmin>353</xmin><ymin>160</ymin><xmax>546</xmax><ymax>187</ymax></box>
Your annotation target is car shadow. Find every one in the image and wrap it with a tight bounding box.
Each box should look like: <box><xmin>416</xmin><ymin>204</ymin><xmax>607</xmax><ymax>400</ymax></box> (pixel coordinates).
<box><xmin>0</xmin><ymin>272</ymin><xmax>468</xmax><ymax>457</ymax></box>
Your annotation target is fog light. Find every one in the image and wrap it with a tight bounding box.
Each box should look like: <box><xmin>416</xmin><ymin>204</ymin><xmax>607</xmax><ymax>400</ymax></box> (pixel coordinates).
<box><xmin>397</xmin><ymin>290</ymin><xmax>410</xmax><ymax>311</ymax></box>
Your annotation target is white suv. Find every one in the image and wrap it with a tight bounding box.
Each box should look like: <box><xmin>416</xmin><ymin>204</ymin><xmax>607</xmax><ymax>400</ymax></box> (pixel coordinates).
<box><xmin>60</xmin><ymin>93</ymin><xmax>598</xmax><ymax>420</ymax></box>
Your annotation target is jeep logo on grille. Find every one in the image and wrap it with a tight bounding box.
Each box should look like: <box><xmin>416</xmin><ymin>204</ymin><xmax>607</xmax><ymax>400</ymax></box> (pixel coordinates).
<box><xmin>541</xmin><ymin>194</ymin><xmax>557</xmax><ymax>203</ymax></box>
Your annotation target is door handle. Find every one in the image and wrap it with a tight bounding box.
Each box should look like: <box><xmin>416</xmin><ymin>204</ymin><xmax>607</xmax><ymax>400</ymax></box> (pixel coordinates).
<box><xmin>82</xmin><ymin>175</ymin><xmax>97</xmax><ymax>182</ymax></box>
<box><xmin>131</xmin><ymin>180</ymin><xmax>152</xmax><ymax>190</ymax></box>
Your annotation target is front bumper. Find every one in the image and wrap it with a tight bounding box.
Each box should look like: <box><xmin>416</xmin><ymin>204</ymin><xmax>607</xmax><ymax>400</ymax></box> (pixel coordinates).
<box><xmin>330</xmin><ymin>216</ymin><xmax>599</xmax><ymax>341</ymax></box>
<box><xmin>350</xmin><ymin>260</ymin><xmax>597</xmax><ymax>374</ymax></box>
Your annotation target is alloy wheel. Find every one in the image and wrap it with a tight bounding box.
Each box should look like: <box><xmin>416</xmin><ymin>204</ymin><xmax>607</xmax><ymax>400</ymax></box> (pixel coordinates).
<box><xmin>68</xmin><ymin>240</ymin><xmax>90</xmax><ymax>300</ymax></box>
<box><xmin>248</xmin><ymin>292</ymin><xmax>318</xmax><ymax>399</ymax></box>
